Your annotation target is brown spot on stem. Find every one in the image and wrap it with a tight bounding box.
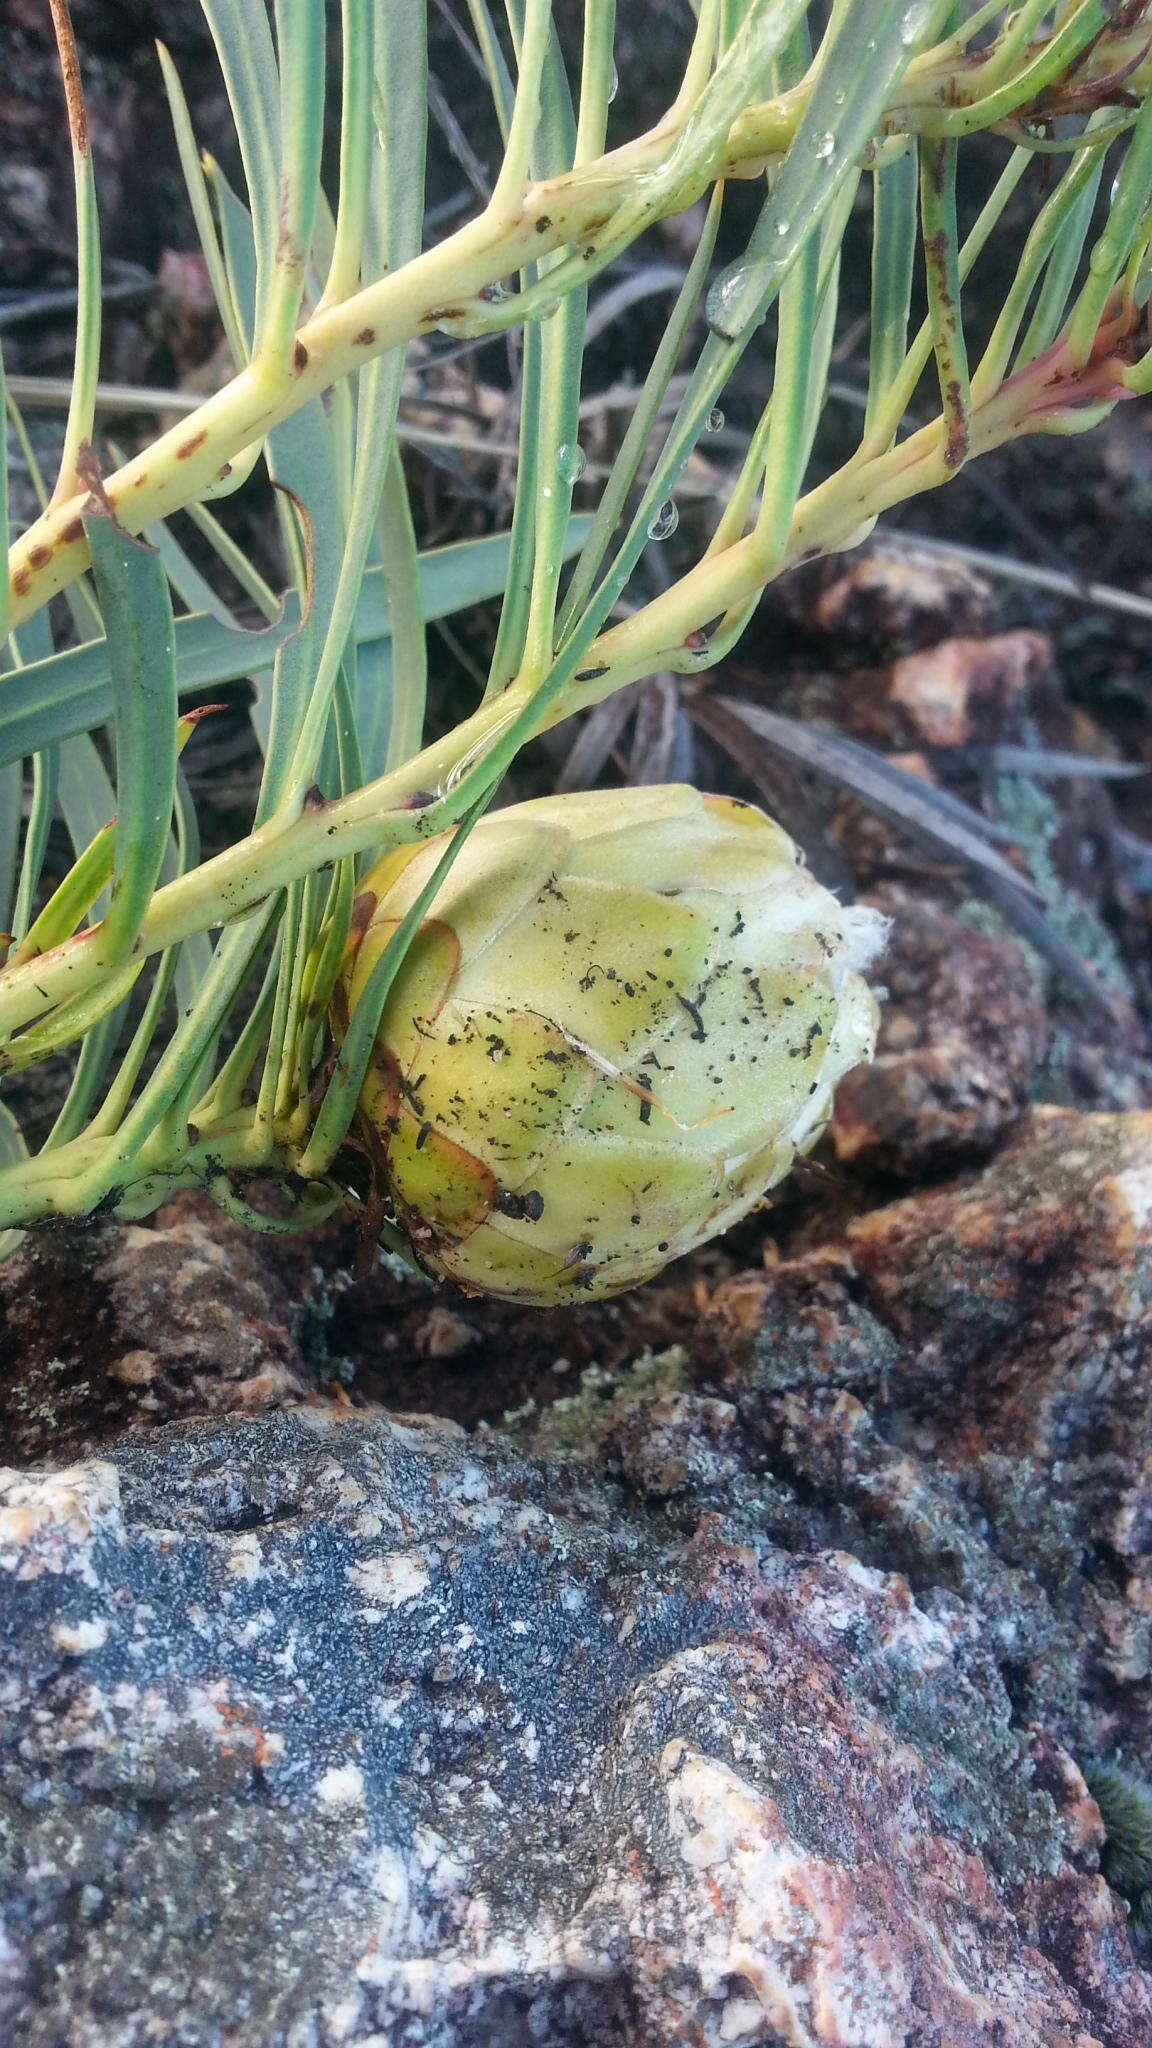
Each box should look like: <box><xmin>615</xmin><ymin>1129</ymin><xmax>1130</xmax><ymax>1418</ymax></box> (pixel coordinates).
<box><xmin>354</xmin><ymin>327</ymin><xmax>376</xmax><ymax>345</ymax></box>
<box><xmin>11</xmin><ymin>569</ymin><xmax>30</xmax><ymax>597</ymax></box>
<box><xmin>177</xmin><ymin>429</ymin><xmax>207</xmax><ymax>459</ymax></box>
<box><xmin>75</xmin><ymin>442</ymin><xmax>114</xmax><ymax>513</ymax></box>
<box><xmin>27</xmin><ymin>545</ymin><xmax>52</xmax><ymax>570</ymax></box>
<box><xmin>423</xmin><ymin>308</ymin><xmax>464</xmax><ymax>325</ymax></box>
<box><xmin>535</xmin><ymin>215</ymin><xmax>552</xmax><ymax>233</ymax></box>
<box><xmin>294</xmin><ymin>340</ymin><xmax>308</xmax><ymax>373</ymax></box>
<box><xmin>944</xmin><ymin>380</ymin><xmax>969</xmax><ymax>470</ymax></box>
<box><xmin>60</xmin><ymin>518</ymin><xmax>84</xmax><ymax>544</ymax></box>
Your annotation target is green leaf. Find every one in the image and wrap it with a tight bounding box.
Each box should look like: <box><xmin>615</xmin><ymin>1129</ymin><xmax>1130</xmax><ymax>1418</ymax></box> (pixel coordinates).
<box><xmin>1014</xmin><ymin>146</ymin><xmax>1106</xmax><ymax>369</ymax></box>
<box><xmin>0</xmin><ymin>760</ymin><xmax>19</xmax><ymax>941</ymax></box>
<box><xmin>199</xmin><ymin>0</ymin><xmax>283</xmax><ymax>336</ymax></box>
<box><xmin>156</xmin><ymin>41</ymin><xmax>246</xmax><ymax>365</ymax></box>
<box><xmin>325</xmin><ymin>0</ymin><xmax>375</xmax><ymax>303</ymax></box>
<box><xmin>50</xmin><ymin>0</ymin><xmax>102</xmax><ymax>505</ymax></box>
<box><xmin>277</xmin><ymin>0</ymin><xmax>429</xmax><ymax>803</ymax></box>
<box><xmin>706</xmin><ymin>0</ymin><xmax>949</xmax><ymax>342</ymax></box>
<box><xmin>865</xmin><ymin>142</ymin><xmax>918</xmax><ymax>444</ymax></box>
<box><xmin>0</xmin><ymin>526</ymin><xmax>592</xmax><ymax>772</ymax></box>
<box><xmin>919</xmin><ymin>136</ymin><xmax>970</xmax><ymax>470</ymax></box>
<box><xmin>264</xmin><ymin>0</ymin><xmax>325</xmax><ymax>360</ymax></box>
<box><xmin>8</xmin><ymin>743</ymin><xmax>58</xmax><ymax>944</ymax></box>
<box><xmin>0</xmin><ymin>1096</ymin><xmax>27</xmax><ymax>1258</ymax></box>
<box><xmin>83</xmin><ymin>513</ymin><xmax>178</xmax><ymax>965</ymax></box>
<box><xmin>375</xmin><ymin>452</ymin><xmax>427</xmax><ymax>774</ymax></box>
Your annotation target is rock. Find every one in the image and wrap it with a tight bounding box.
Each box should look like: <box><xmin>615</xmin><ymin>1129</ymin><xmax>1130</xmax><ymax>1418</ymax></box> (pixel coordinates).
<box><xmin>0</xmin><ymin>1198</ymin><xmax>318</xmax><ymax>1464</ymax></box>
<box><xmin>686</xmin><ymin>1105</ymin><xmax>1152</xmax><ymax>1733</ymax></box>
<box><xmin>835</xmin><ymin>629</ymin><xmax>1049</xmax><ymax>753</ymax></box>
<box><xmin>3</xmin><ymin>1405</ymin><xmax>1152</xmax><ymax>2047</ymax></box>
<box><xmin>830</xmin><ymin>887</ymin><xmax>1048</xmax><ymax>1175</ymax></box>
<box><xmin>844</xmin><ymin>1106</ymin><xmax>1152</xmax><ymax>1546</ymax></box>
<box><xmin>802</xmin><ymin>546</ymin><xmax>995</xmax><ymax>659</ymax></box>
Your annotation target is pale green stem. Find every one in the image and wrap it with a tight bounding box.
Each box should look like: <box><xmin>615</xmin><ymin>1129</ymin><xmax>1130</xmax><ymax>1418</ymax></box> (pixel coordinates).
<box><xmin>12</xmin><ymin>19</ymin><xmax>1149</xmax><ymax>629</ymax></box>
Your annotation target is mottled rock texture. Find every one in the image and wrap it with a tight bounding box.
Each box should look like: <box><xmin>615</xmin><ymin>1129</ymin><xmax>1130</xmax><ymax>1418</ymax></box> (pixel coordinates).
<box><xmin>831</xmin><ymin>885</ymin><xmax>1048</xmax><ymax>1174</ymax></box>
<box><xmin>2</xmin><ymin>1107</ymin><xmax>1152</xmax><ymax>2044</ymax></box>
<box><xmin>0</xmin><ymin>1404</ymin><xmax>1149</xmax><ymax>2048</ymax></box>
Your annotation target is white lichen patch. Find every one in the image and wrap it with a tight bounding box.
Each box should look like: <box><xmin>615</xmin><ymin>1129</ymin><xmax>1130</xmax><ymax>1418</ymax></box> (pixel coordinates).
<box><xmin>316</xmin><ymin>1762</ymin><xmax>366</xmax><ymax>1808</ymax></box>
<box><xmin>51</xmin><ymin>1616</ymin><xmax>109</xmax><ymax>1655</ymax></box>
<box><xmin>226</xmin><ymin>1533</ymin><xmax>263</xmax><ymax>1582</ymax></box>
<box><xmin>347</xmin><ymin>1553</ymin><xmax>431</xmax><ymax>1607</ymax></box>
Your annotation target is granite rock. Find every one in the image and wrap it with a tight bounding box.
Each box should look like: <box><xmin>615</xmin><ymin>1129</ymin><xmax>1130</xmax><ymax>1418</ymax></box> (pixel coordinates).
<box><xmin>3</xmin><ymin>1406</ymin><xmax>1151</xmax><ymax>2047</ymax></box>
<box><xmin>3</xmin><ymin>1110</ymin><xmax>1152</xmax><ymax>2043</ymax></box>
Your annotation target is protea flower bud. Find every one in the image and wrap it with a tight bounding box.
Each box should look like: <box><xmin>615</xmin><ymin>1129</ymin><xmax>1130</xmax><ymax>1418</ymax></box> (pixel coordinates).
<box><xmin>344</xmin><ymin>785</ymin><xmax>885</xmax><ymax>1304</ymax></box>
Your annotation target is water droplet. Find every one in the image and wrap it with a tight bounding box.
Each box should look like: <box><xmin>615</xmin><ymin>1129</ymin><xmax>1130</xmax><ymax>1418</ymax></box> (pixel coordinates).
<box><xmin>707</xmin><ymin>267</ymin><xmax>747</xmax><ymax>334</ymax></box>
<box><xmin>775</xmin><ymin>218</ymin><xmax>791</xmax><ymax>239</ymax></box>
<box><xmin>555</xmin><ymin>441</ymin><xmax>586</xmax><ymax>484</ymax></box>
<box><xmin>814</xmin><ymin>132</ymin><xmax>835</xmax><ymax>161</ymax></box>
<box><xmin>832</xmin><ymin>89</ymin><xmax>847</xmax><ymax>107</ymax></box>
<box><xmin>706</xmin><ymin>260</ymin><xmax>780</xmax><ymax>340</ymax></box>
<box><xmin>608</xmin><ymin>60</ymin><xmax>619</xmax><ymax>104</ymax></box>
<box><xmin>705</xmin><ymin>408</ymin><xmax>725</xmax><ymax>432</ymax></box>
<box><xmin>647</xmin><ymin>500</ymin><xmax>679</xmax><ymax>541</ymax></box>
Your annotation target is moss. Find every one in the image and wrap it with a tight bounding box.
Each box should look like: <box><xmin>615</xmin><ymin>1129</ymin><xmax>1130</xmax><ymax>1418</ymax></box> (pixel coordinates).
<box><xmin>1085</xmin><ymin>1761</ymin><xmax>1152</xmax><ymax>1903</ymax></box>
<box><xmin>505</xmin><ymin>1345</ymin><xmax>689</xmax><ymax>1455</ymax></box>
<box><xmin>292</xmin><ymin>1263</ymin><xmax>357</xmax><ymax>1384</ymax></box>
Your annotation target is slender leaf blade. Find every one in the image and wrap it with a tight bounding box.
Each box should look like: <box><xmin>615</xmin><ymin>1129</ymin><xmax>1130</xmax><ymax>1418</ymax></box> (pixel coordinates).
<box><xmin>84</xmin><ymin>513</ymin><xmax>178</xmax><ymax>961</ymax></box>
<box><xmin>0</xmin><ymin>526</ymin><xmax>593</xmax><ymax>770</ymax></box>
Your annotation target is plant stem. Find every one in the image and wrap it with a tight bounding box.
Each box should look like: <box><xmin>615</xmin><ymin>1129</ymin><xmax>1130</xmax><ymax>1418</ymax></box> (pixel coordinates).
<box><xmin>8</xmin><ymin>18</ymin><xmax>1150</xmax><ymax>627</ymax></box>
<box><xmin>0</xmin><ymin>313</ymin><xmax>1132</xmax><ymax>1061</ymax></box>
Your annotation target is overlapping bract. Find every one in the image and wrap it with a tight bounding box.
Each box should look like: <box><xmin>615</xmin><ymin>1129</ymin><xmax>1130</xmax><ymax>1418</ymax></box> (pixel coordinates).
<box><xmin>345</xmin><ymin>786</ymin><xmax>886</xmax><ymax>1303</ymax></box>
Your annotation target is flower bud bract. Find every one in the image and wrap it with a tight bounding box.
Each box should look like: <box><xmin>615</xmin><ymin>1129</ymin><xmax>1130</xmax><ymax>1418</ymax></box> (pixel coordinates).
<box><xmin>345</xmin><ymin>786</ymin><xmax>885</xmax><ymax>1303</ymax></box>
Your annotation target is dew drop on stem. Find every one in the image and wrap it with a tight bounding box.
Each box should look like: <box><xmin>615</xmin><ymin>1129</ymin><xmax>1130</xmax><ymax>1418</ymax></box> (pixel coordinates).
<box><xmin>705</xmin><ymin>408</ymin><xmax>725</xmax><ymax>432</ymax></box>
<box><xmin>814</xmin><ymin>132</ymin><xmax>835</xmax><ymax>161</ymax></box>
<box><xmin>555</xmin><ymin>442</ymin><xmax>586</xmax><ymax>484</ymax></box>
<box><xmin>647</xmin><ymin>500</ymin><xmax>679</xmax><ymax>541</ymax></box>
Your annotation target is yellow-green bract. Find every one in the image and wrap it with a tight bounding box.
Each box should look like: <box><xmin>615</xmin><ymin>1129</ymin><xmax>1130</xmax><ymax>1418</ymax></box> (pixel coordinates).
<box><xmin>344</xmin><ymin>785</ymin><xmax>886</xmax><ymax>1304</ymax></box>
